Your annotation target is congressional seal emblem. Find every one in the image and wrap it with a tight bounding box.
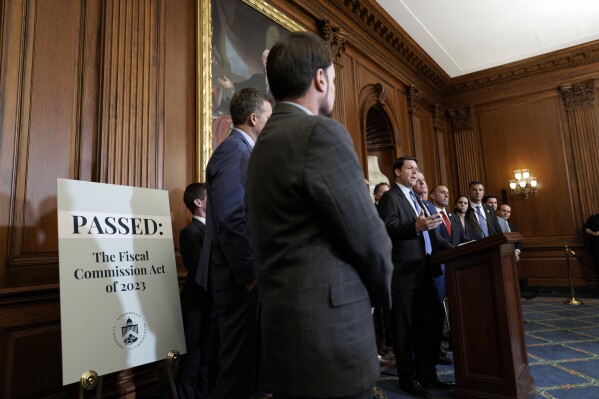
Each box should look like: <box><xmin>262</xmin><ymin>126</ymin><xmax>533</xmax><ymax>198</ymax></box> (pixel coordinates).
<box><xmin>113</xmin><ymin>312</ymin><xmax>146</xmax><ymax>350</ymax></box>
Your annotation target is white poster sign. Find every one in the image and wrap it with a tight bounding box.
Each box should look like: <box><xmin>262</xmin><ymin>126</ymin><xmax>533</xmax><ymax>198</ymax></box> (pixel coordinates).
<box><xmin>57</xmin><ymin>179</ymin><xmax>186</xmax><ymax>385</ymax></box>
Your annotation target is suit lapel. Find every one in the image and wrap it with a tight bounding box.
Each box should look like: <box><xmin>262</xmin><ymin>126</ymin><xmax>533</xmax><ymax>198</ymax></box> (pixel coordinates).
<box><xmin>396</xmin><ymin>186</ymin><xmax>417</xmax><ymax>220</ymax></box>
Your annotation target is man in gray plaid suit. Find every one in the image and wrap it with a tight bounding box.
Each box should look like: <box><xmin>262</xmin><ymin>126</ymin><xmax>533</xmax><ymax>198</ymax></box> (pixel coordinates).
<box><xmin>247</xmin><ymin>32</ymin><xmax>393</xmax><ymax>399</ymax></box>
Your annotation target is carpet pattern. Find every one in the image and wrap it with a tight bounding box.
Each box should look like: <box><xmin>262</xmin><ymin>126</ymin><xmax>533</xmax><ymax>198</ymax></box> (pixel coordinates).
<box><xmin>376</xmin><ymin>297</ymin><xmax>599</xmax><ymax>398</ymax></box>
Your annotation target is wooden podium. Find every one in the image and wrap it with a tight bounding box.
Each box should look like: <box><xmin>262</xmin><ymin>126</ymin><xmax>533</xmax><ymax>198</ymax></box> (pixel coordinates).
<box><xmin>430</xmin><ymin>232</ymin><xmax>536</xmax><ymax>399</ymax></box>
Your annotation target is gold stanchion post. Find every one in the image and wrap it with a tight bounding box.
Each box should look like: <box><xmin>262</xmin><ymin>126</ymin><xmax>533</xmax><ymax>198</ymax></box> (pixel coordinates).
<box><xmin>79</xmin><ymin>370</ymin><xmax>103</xmax><ymax>399</ymax></box>
<box><xmin>166</xmin><ymin>350</ymin><xmax>181</xmax><ymax>398</ymax></box>
<box><xmin>564</xmin><ymin>246</ymin><xmax>583</xmax><ymax>305</ymax></box>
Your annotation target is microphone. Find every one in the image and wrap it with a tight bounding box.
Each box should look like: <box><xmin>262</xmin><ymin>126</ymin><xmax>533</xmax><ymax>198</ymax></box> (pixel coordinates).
<box><xmin>484</xmin><ymin>207</ymin><xmax>498</xmax><ymax>235</ymax></box>
<box><xmin>487</xmin><ymin>217</ymin><xmax>498</xmax><ymax>235</ymax></box>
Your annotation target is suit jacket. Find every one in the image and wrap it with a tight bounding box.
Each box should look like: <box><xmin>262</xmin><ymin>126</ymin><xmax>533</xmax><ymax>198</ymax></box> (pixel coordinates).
<box><xmin>378</xmin><ymin>184</ymin><xmax>452</xmax><ymax>290</ymax></box>
<box><xmin>180</xmin><ymin>218</ymin><xmax>206</xmax><ymax>314</ymax></box>
<box><xmin>246</xmin><ymin>103</ymin><xmax>393</xmax><ymax>397</ymax></box>
<box><xmin>197</xmin><ymin>129</ymin><xmax>254</xmax><ymax>293</ymax></box>
<box><xmin>436</xmin><ymin>209</ymin><xmax>469</xmax><ymax>246</ymax></box>
<box><xmin>498</xmin><ymin>217</ymin><xmax>523</xmax><ymax>251</ymax></box>
<box><xmin>465</xmin><ymin>203</ymin><xmax>503</xmax><ymax>240</ymax></box>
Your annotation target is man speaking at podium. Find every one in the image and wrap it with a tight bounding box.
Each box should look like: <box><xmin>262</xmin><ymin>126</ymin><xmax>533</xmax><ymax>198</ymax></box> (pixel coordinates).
<box><xmin>378</xmin><ymin>156</ymin><xmax>454</xmax><ymax>398</ymax></box>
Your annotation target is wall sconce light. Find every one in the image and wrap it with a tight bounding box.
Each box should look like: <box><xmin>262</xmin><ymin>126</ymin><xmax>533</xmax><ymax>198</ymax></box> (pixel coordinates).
<box><xmin>509</xmin><ymin>169</ymin><xmax>538</xmax><ymax>199</ymax></box>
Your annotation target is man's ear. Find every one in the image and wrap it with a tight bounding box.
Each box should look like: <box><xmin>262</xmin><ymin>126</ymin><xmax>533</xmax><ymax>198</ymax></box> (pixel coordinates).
<box><xmin>394</xmin><ymin>168</ymin><xmax>401</xmax><ymax>177</ymax></box>
<box><xmin>248</xmin><ymin>112</ymin><xmax>258</xmax><ymax>126</ymax></box>
<box><xmin>314</xmin><ymin>68</ymin><xmax>326</xmax><ymax>93</ymax></box>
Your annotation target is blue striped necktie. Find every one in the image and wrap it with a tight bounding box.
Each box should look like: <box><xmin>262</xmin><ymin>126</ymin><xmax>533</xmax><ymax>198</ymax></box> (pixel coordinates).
<box><xmin>409</xmin><ymin>190</ymin><xmax>432</xmax><ymax>254</ymax></box>
<box><xmin>476</xmin><ymin>205</ymin><xmax>489</xmax><ymax>237</ymax></box>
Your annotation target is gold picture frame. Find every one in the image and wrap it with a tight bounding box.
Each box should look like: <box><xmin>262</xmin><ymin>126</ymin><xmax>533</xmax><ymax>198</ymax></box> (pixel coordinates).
<box><xmin>197</xmin><ymin>0</ymin><xmax>304</xmax><ymax>179</ymax></box>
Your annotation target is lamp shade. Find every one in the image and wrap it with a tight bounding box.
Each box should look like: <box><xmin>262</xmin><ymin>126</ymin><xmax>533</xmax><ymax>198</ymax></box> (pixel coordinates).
<box><xmin>514</xmin><ymin>170</ymin><xmax>522</xmax><ymax>180</ymax></box>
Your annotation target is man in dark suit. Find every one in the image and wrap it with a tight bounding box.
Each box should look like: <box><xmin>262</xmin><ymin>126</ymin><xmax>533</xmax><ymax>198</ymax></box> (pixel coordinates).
<box><xmin>430</xmin><ymin>186</ymin><xmax>469</xmax><ymax>249</ymax></box>
<box><xmin>197</xmin><ymin>88</ymin><xmax>273</xmax><ymax>399</ymax></box>
<box><xmin>465</xmin><ymin>181</ymin><xmax>503</xmax><ymax>240</ymax></box>
<box><xmin>498</xmin><ymin>203</ymin><xmax>530</xmax><ymax>295</ymax></box>
<box><xmin>373</xmin><ymin>182</ymin><xmax>390</xmax><ymax>208</ymax></box>
<box><xmin>584</xmin><ymin>213</ymin><xmax>599</xmax><ymax>268</ymax></box>
<box><xmin>247</xmin><ymin>32</ymin><xmax>393</xmax><ymax>399</ymax></box>
<box><xmin>498</xmin><ymin>204</ymin><xmax>522</xmax><ymax>260</ymax></box>
<box><xmin>429</xmin><ymin>185</ymin><xmax>470</xmax><ymax>365</ymax></box>
<box><xmin>177</xmin><ymin>182</ymin><xmax>218</xmax><ymax>399</ymax></box>
<box><xmin>414</xmin><ymin>172</ymin><xmax>436</xmax><ymax>215</ymax></box>
<box><xmin>378</xmin><ymin>157</ymin><xmax>454</xmax><ymax>398</ymax></box>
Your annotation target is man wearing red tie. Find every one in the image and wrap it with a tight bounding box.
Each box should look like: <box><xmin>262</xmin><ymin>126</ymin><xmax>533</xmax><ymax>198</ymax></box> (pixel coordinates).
<box><xmin>429</xmin><ymin>186</ymin><xmax>470</xmax><ymax>293</ymax></box>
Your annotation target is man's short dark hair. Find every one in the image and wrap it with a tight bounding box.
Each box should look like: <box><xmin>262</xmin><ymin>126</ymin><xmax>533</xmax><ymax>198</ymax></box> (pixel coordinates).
<box><xmin>469</xmin><ymin>180</ymin><xmax>484</xmax><ymax>189</ymax></box>
<box><xmin>483</xmin><ymin>195</ymin><xmax>497</xmax><ymax>203</ymax></box>
<box><xmin>229</xmin><ymin>88</ymin><xmax>272</xmax><ymax>126</ymax></box>
<box><xmin>392</xmin><ymin>156</ymin><xmax>418</xmax><ymax>173</ymax></box>
<box><xmin>183</xmin><ymin>182</ymin><xmax>206</xmax><ymax>213</ymax></box>
<box><xmin>266</xmin><ymin>32</ymin><xmax>333</xmax><ymax>101</ymax></box>
<box><xmin>373</xmin><ymin>182</ymin><xmax>390</xmax><ymax>196</ymax></box>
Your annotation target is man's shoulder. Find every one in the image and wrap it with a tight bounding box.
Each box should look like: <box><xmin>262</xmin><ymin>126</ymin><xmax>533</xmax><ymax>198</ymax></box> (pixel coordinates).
<box><xmin>208</xmin><ymin>131</ymin><xmax>248</xmax><ymax>162</ymax></box>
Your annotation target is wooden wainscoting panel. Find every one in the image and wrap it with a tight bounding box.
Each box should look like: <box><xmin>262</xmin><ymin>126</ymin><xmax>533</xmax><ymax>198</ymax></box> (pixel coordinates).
<box><xmin>97</xmin><ymin>0</ymin><xmax>161</xmax><ymax>187</ymax></box>
<box><xmin>3</xmin><ymin>323</ymin><xmax>63</xmax><ymax>398</ymax></box>
<box><xmin>3</xmin><ymin>0</ymin><xmax>88</xmax><ymax>288</ymax></box>
<box><xmin>478</xmin><ymin>96</ymin><xmax>576</xmax><ymax>239</ymax></box>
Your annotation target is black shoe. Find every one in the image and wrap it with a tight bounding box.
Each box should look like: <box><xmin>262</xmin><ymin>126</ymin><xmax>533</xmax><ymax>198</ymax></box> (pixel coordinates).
<box><xmin>437</xmin><ymin>355</ymin><xmax>453</xmax><ymax>365</ymax></box>
<box><xmin>419</xmin><ymin>378</ymin><xmax>455</xmax><ymax>390</ymax></box>
<box><xmin>399</xmin><ymin>379</ymin><xmax>431</xmax><ymax>398</ymax></box>
<box><xmin>437</xmin><ymin>351</ymin><xmax>453</xmax><ymax>365</ymax></box>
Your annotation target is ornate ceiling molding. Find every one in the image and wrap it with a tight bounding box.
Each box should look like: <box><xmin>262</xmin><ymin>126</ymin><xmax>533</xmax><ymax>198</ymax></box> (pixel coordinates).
<box><xmin>305</xmin><ymin>0</ymin><xmax>599</xmax><ymax>95</ymax></box>
<box><xmin>332</xmin><ymin>0</ymin><xmax>449</xmax><ymax>91</ymax></box>
<box><xmin>451</xmin><ymin>46</ymin><xmax>599</xmax><ymax>93</ymax></box>
<box><xmin>559</xmin><ymin>79</ymin><xmax>596</xmax><ymax>110</ymax></box>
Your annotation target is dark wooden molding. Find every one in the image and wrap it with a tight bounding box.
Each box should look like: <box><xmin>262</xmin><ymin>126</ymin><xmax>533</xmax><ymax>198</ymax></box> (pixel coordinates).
<box><xmin>318</xmin><ymin>19</ymin><xmax>347</xmax><ymax>64</ymax></box>
<box><xmin>374</xmin><ymin>83</ymin><xmax>388</xmax><ymax>105</ymax></box>
<box><xmin>407</xmin><ymin>85</ymin><xmax>421</xmax><ymax>116</ymax></box>
<box><xmin>559</xmin><ymin>79</ymin><xmax>596</xmax><ymax>110</ymax></box>
<box><xmin>451</xmin><ymin>44</ymin><xmax>599</xmax><ymax>93</ymax></box>
<box><xmin>359</xmin><ymin>83</ymin><xmax>401</xmax><ymax>151</ymax></box>
<box><xmin>313</xmin><ymin>0</ymin><xmax>599</xmax><ymax>95</ymax></box>
<box><xmin>446</xmin><ymin>106</ymin><xmax>474</xmax><ymax>131</ymax></box>
<box><xmin>432</xmin><ymin>104</ymin><xmax>445</xmax><ymax>130</ymax></box>
<box><xmin>330</xmin><ymin>0</ymin><xmax>449</xmax><ymax>91</ymax></box>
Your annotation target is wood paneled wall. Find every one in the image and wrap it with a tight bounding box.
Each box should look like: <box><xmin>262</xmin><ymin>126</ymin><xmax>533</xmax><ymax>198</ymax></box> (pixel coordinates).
<box><xmin>1</xmin><ymin>0</ymin><xmax>599</xmax><ymax>396</ymax></box>
<box><xmin>0</xmin><ymin>0</ymin><xmax>196</xmax><ymax>396</ymax></box>
<box><xmin>444</xmin><ymin>74</ymin><xmax>599</xmax><ymax>287</ymax></box>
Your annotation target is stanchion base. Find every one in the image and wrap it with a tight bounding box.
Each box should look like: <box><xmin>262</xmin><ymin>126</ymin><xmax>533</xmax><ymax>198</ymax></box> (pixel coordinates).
<box><xmin>564</xmin><ymin>298</ymin><xmax>584</xmax><ymax>305</ymax></box>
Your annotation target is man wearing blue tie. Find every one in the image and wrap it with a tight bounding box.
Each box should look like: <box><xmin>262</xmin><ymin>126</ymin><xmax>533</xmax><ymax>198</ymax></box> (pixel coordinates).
<box><xmin>465</xmin><ymin>181</ymin><xmax>503</xmax><ymax>240</ymax></box>
<box><xmin>378</xmin><ymin>157</ymin><xmax>454</xmax><ymax>398</ymax></box>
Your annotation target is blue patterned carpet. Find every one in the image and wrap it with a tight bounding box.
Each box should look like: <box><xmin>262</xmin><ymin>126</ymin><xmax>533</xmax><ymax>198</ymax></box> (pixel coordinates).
<box><xmin>376</xmin><ymin>297</ymin><xmax>599</xmax><ymax>399</ymax></box>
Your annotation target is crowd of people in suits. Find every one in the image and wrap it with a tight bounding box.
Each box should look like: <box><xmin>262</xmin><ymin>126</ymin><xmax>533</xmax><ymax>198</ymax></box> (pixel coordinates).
<box><xmin>372</xmin><ymin>170</ymin><xmax>521</xmax><ymax>398</ymax></box>
<box><xmin>174</xmin><ymin>31</ymin><xmax>522</xmax><ymax>399</ymax></box>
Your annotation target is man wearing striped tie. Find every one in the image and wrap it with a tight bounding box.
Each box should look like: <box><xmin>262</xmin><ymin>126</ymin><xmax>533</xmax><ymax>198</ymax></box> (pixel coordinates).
<box><xmin>378</xmin><ymin>157</ymin><xmax>454</xmax><ymax>398</ymax></box>
<box><xmin>465</xmin><ymin>181</ymin><xmax>503</xmax><ymax>240</ymax></box>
